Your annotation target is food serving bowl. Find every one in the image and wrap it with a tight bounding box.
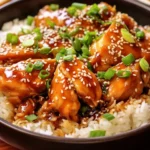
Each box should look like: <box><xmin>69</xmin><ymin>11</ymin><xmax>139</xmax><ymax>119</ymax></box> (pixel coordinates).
<box><xmin>0</xmin><ymin>0</ymin><xmax>150</xmax><ymax>150</ymax></box>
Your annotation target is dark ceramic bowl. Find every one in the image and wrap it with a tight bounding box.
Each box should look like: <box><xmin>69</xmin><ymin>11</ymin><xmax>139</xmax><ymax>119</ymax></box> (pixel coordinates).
<box><xmin>0</xmin><ymin>0</ymin><xmax>150</xmax><ymax>150</ymax></box>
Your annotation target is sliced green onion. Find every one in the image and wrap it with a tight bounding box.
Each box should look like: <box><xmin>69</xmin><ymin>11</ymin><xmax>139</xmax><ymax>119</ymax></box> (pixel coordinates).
<box><xmin>66</xmin><ymin>47</ymin><xmax>76</xmax><ymax>55</ymax></box>
<box><xmin>104</xmin><ymin>68</ymin><xmax>115</xmax><ymax>80</ymax></box>
<box><xmin>59</xmin><ymin>31</ymin><xmax>70</xmax><ymax>39</ymax></box>
<box><xmin>69</xmin><ymin>27</ymin><xmax>80</xmax><ymax>36</ymax></box>
<box><xmin>33</xmin><ymin>61</ymin><xmax>44</xmax><ymax>70</ymax></box>
<box><xmin>136</xmin><ymin>30</ymin><xmax>145</xmax><ymax>40</ymax></box>
<box><xmin>121</xmin><ymin>28</ymin><xmax>135</xmax><ymax>43</ymax></box>
<box><xmin>87</xmin><ymin>4</ymin><xmax>100</xmax><ymax>16</ymax></box>
<box><xmin>116</xmin><ymin>70</ymin><xmax>131</xmax><ymax>78</ymax></box>
<box><xmin>56</xmin><ymin>53</ymin><xmax>64</xmax><ymax>62</ymax></box>
<box><xmin>25</xmin><ymin>114</ymin><xmax>38</xmax><ymax>122</ymax></box>
<box><xmin>46</xmin><ymin>20</ymin><xmax>55</xmax><ymax>28</ymax></box>
<box><xmin>46</xmin><ymin>79</ymin><xmax>51</xmax><ymax>89</ymax></box>
<box><xmin>63</xmin><ymin>55</ymin><xmax>73</xmax><ymax>61</ymax></box>
<box><xmin>73</xmin><ymin>38</ymin><xmax>81</xmax><ymax>52</ymax></box>
<box><xmin>87</xmin><ymin>62</ymin><xmax>93</xmax><ymax>71</ymax></box>
<box><xmin>39</xmin><ymin>47</ymin><xmax>51</xmax><ymax>55</ymax></box>
<box><xmin>22</xmin><ymin>39</ymin><xmax>34</xmax><ymax>47</ymax></box>
<box><xmin>67</xmin><ymin>6</ymin><xmax>77</xmax><ymax>16</ymax></box>
<box><xmin>97</xmin><ymin>71</ymin><xmax>105</xmax><ymax>79</ymax></box>
<box><xmin>21</xmin><ymin>28</ymin><xmax>31</xmax><ymax>34</ymax></box>
<box><xmin>6</xmin><ymin>33</ymin><xmax>19</xmax><ymax>45</ymax></box>
<box><xmin>25</xmin><ymin>62</ymin><xmax>34</xmax><ymax>73</ymax></box>
<box><xmin>33</xmin><ymin>28</ymin><xmax>43</xmax><ymax>41</ymax></box>
<box><xmin>39</xmin><ymin>70</ymin><xmax>50</xmax><ymax>79</ymax></box>
<box><xmin>122</xmin><ymin>53</ymin><xmax>135</xmax><ymax>66</ymax></box>
<box><xmin>103</xmin><ymin>113</ymin><xmax>115</xmax><ymax>121</ymax></box>
<box><xmin>139</xmin><ymin>58</ymin><xmax>149</xmax><ymax>72</ymax></box>
<box><xmin>71</xmin><ymin>2</ymin><xmax>87</xmax><ymax>10</ymax></box>
<box><xmin>81</xmin><ymin>45</ymin><xmax>90</xmax><ymax>56</ymax></box>
<box><xmin>50</xmin><ymin>4</ymin><xmax>59</xmax><ymax>11</ymax></box>
<box><xmin>89</xmin><ymin>130</ymin><xmax>106</xmax><ymax>137</ymax></box>
<box><xmin>26</xmin><ymin>16</ymin><xmax>34</xmax><ymax>26</ymax></box>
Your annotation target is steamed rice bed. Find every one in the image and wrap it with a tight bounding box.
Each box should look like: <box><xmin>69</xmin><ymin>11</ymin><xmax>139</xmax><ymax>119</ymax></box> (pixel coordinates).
<box><xmin>0</xmin><ymin>2</ymin><xmax>150</xmax><ymax>138</ymax></box>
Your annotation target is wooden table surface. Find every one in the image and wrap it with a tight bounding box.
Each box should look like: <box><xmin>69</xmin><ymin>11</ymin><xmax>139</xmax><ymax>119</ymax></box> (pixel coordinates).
<box><xmin>0</xmin><ymin>140</ymin><xmax>18</xmax><ymax>150</ymax></box>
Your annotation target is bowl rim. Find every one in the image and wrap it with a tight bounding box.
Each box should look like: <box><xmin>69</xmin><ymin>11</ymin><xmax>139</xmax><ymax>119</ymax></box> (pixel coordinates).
<box><xmin>0</xmin><ymin>0</ymin><xmax>150</xmax><ymax>144</ymax></box>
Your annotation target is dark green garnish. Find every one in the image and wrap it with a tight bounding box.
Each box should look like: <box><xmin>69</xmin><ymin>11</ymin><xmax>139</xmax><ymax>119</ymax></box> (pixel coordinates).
<box><xmin>81</xmin><ymin>45</ymin><xmax>90</xmax><ymax>57</ymax></box>
<box><xmin>25</xmin><ymin>114</ymin><xmax>38</xmax><ymax>122</ymax></box>
<box><xmin>103</xmin><ymin>113</ymin><xmax>115</xmax><ymax>121</ymax></box>
<box><xmin>122</xmin><ymin>53</ymin><xmax>135</xmax><ymax>66</ymax></box>
<box><xmin>89</xmin><ymin>130</ymin><xmax>106</xmax><ymax>137</ymax></box>
<box><xmin>87</xmin><ymin>62</ymin><xmax>93</xmax><ymax>71</ymax></box>
<box><xmin>66</xmin><ymin>47</ymin><xmax>76</xmax><ymax>55</ymax></box>
<box><xmin>6</xmin><ymin>33</ymin><xmax>19</xmax><ymax>45</ymax></box>
<box><xmin>33</xmin><ymin>28</ymin><xmax>43</xmax><ymax>41</ymax></box>
<box><xmin>135</xmin><ymin>29</ymin><xmax>145</xmax><ymax>40</ymax></box>
<box><xmin>50</xmin><ymin>4</ymin><xmax>59</xmax><ymax>11</ymax></box>
<box><xmin>70</xmin><ymin>27</ymin><xmax>80</xmax><ymax>36</ymax></box>
<box><xmin>25</xmin><ymin>62</ymin><xmax>34</xmax><ymax>73</ymax></box>
<box><xmin>39</xmin><ymin>70</ymin><xmax>50</xmax><ymax>79</ymax></box>
<box><xmin>46</xmin><ymin>79</ymin><xmax>51</xmax><ymax>89</ymax></box>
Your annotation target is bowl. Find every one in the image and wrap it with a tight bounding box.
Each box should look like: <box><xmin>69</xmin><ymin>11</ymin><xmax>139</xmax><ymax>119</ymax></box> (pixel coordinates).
<box><xmin>0</xmin><ymin>0</ymin><xmax>150</xmax><ymax>150</ymax></box>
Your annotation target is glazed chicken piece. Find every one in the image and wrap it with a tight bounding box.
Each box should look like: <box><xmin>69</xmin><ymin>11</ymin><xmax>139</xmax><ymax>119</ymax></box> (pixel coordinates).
<box><xmin>90</xmin><ymin>21</ymin><xmax>141</xmax><ymax>72</ymax></box>
<box><xmin>0</xmin><ymin>59</ymin><xmax>56</xmax><ymax>104</ymax></box>
<box><xmin>39</xmin><ymin>65</ymin><xmax>80</xmax><ymax>121</ymax></box>
<box><xmin>39</xmin><ymin>58</ymin><xmax>102</xmax><ymax>121</ymax></box>
<box><xmin>35</xmin><ymin>2</ymin><xmax>116</xmax><ymax>33</ymax></box>
<box><xmin>15</xmin><ymin>98</ymin><xmax>36</xmax><ymax>119</ymax></box>
<box><xmin>104</xmin><ymin>62</ymin><xmax>144</xmax><ymax>101</ymax></box>
<box><xmin>59</xmin><ymin>58</ymin><xmax>102</xmax><ymax>107</ymax></box>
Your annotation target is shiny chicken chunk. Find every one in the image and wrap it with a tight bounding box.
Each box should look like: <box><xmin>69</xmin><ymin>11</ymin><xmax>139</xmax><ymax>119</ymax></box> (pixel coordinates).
<box><xmin>0</xmin><ymin>59</ymin><xmax>56</xmax><ymax>104</ymax></box>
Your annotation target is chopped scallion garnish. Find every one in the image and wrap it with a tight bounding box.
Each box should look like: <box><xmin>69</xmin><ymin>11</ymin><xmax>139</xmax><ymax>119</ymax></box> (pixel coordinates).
<box><xmin>139</xmin><ymin>58</ymin><xmax>149</xmax><ymax>72</ymax></box>
<box><xmin>81</xmin><ymin>45</ymin><xmax>90</xmax><ymax>56</ymax></box>
<box><xmin>33</xmin><ymin>61</ymin><xmax>44</xmax><ymax>70</ymax></box>
<box><xmin>46</xmin><ymin>79</ymin><xmax>51</xmax><ymax>89</ymax></box>
<box><xmin>87</xmin><ymin>4</ymin><xmax>100</xmax><ymax>16</ymax></box>
<box><xmin>22</xmin><ymin>39</ymin><xmax>34</xmax><ymax>47</ymax></box>
<box><xmin>25</xmin><ymin>114</ymin><xmax>38</xmax><ymax>122</ymax></box>
<box><xmin>87</xmin><ymin>62</ymin><xmax>93</xmax><ymax>71</ymax></box>
<box><xmin>122</xmin><ymin>53</ymin><xmax>135</xmax><ymax>66</ymax></box>
<box><xmin>135</xmin><ymin>29</ymin><xmax>145</xmax><ymax>40</ymax></box>
<box><xmin>39</xmin><ymin>70</ymin><xmax>50</xmax><ymax>79</ymax></box>
<box><xmin>104</xmin><ymin>68</ymin><xmax>115</xmax><ymax>80</ymax></box>
<box><xmin>89</xmin><ymin>130</ymin><xmax>106</xmax><ymax>137</ymax></box>
<box><xmin>103</xmin><ymin>113</ymin><xmax>115</xmax><ymax>121</ymax></box>
<box><xmin>6</xmin><ymin>33</ymin><xmax>19</xmax><ymax>45</ymax></box>
<box><xmin>67</xmin><ymin>6</ymin><xmax>77</xmax><ymax>16</ymax></box>
<box><xmin>26</xmin><ymin>16</ymin><xmax>34</xmax><ymax>26</ymax></box>
<box><xmin>63</xmin><ymin>55</ymin><xmax>74</xmax><ymax>61</ymax></box>
<box><xmin>71</xmin><ymin>2</ymin><xmax>87</xmax><ymax>10</ymax></box>
<box><xmin>97</xmin><ymin>71</ymin><xmax>105</xmax><ymax>79</ymax></box>
<box><xmin>116</xmin><ymin>70</ymin><xmax>131</xmax><ymax>78</ymax></box>
<box><xmin>73</xmin><ymin>38</ymin><xmax>81</xmax><ymax>52</ymax></box>
<box><xmin>39</xmin><ymin>47</ymin><xmax>51</xmax><ymax>55</ymax></box>
<box><xmin>50</xmin><ymin>4</ymin><xmax>59</xmax><ymax>11</ymax></box>
<box><xmin>121</xmin><ymin>28</ymin><xmax>135</xmax><ymax>43</ymax></box>
<box><xmin>25</xmin><ymin>62</ymin><xmax>34</xmax><ymax>73</ymax></box>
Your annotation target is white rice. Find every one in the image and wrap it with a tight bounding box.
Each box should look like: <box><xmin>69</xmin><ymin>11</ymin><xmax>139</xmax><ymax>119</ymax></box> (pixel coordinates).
<box><xmin>0</xmin><ymin>20</ymin><xmax>150</xmax><ymax>138</ymax></box>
